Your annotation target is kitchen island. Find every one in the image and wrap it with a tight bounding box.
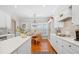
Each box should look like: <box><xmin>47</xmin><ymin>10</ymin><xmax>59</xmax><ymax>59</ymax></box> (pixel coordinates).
<box><xmin>0</xmin><ymin>36</ymin><xmax>31</xmax><ymax>54</ymax></box>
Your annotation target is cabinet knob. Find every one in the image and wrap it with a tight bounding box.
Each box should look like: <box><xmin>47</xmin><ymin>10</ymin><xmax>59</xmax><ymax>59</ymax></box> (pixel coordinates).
<box><xmin>69</xmin><ymin>45</ymin><xmax>71</xmax><ymax>47</ymax></box>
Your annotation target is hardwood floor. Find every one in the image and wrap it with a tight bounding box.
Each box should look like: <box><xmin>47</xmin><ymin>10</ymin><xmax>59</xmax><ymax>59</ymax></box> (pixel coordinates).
<box><xmin>31</xmin><ymin>39</ymin><xmax>57</xmax><ymax>54</ymax></box>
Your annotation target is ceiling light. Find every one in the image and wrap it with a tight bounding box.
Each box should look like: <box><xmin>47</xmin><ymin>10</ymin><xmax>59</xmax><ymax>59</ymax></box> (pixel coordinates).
<box><xmin>42</xmin><ymin>5</ymin><xmax>46</xmax><ymax>8</ymax></box>
<box><xmin>14</xmin><ymin>5</ymin><xmax>17</xmax><ymax>8</ymax></box>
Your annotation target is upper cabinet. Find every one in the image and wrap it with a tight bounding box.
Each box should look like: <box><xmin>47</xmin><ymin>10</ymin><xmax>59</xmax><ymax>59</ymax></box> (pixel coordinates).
<box><xmin>58</xmin><ymin>5</ymin><xmax>72</xmax><ymax>22</ymax></box>
<box><xmin>6</xmin><ymin>14</ymin><xmax>11</xmax><ymax>29</ymax></box>
<box><xmin>53</xmin><ymin>5</ymin><xmax>72</xmax><ymax>28</ymax></box>
<box><xmin>0</xmin><ymin>10</ymin><xmax>6</xmax><ymax>28</ymax></box>
<box><xmin>0</xmin><ymin>10</ymin><xmax>11</xmax><ymax>29</ymax></box>
<box><xmin>72</xmin><ymin>5</ymin><xmax>79</xmax><ymax>26</ymax></box>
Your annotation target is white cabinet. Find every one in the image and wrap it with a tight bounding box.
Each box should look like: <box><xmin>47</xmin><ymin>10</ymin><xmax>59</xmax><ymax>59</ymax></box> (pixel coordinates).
<box><xmin>72</xmin><ymin>5</ymin><xmax>79</xmax><ymax>25</ymax></box>
<box><xmin>50</xmin><ymin>34</ymin><xmax>79</xmax><ymax>54</ymax></box>
<box><xmin>50</xmin><ymin>34</ymin><xmax>63</xmax><ymax>53</ymax></box>
<box><xmin>59</xmin><ymin>9</ymin><xmax>72</xmax><ymax>21</ymax></box>
<box><xmin>58</xmin><ymin>5</ymin><xmax>72</xmax><ymax>22</ymax></box>
<box><xmin>62</xmin><ymin>40</ymin><xmax>75</xmax><ymax>54</ymax></box>
<box><xmin>50</xmin><ymin>35</ymin><xmax>58</xmax><ymax>51</ymax></box>
<box><xmin>18</xmin><ymin>39</ymin><xmax>31</xmax><ymax>54</ymax></box>
<box><xmin>0</xmin><ymin>10</ymin><xmax>11</xmax><ymax>29</ymax></box>
<box><xmin>62</xmin><ymin>40</ymin><xmax>79</xmax><ymax>54</ymax></box>
<box><xmin>6</xmin><ymin>15</ymin><xmax>11</xmax><ymax>29</ymax></box>
<box><xmin>57</xmin><ymin>38</ymin><xmax>63</xmax><ymax>53</ymax></box>
<box><xmin>12</xmin><ymin>38</ymin><xmax>31</xmax><ymax>54</ymax></box>
<box><xmin>0</xmin><ymin>10</ymin><xmax>6</xmax><ymax>28</ymax></box>
<box><xmin>53</xmin><ymin>5</ymin><xmax>72</xmax><ymax>28</ymax></box>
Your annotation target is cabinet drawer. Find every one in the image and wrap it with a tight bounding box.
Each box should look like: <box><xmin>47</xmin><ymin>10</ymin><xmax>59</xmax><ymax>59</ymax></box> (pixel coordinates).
<box><xmin>63</xmin><ymin>40</ymin><xmax>79</xmax><ymax>54</ymax></box>
<box><xmin>62</xmin><ymin>46</ymin><xmax>73</xmax><ymax>54</ymax></box>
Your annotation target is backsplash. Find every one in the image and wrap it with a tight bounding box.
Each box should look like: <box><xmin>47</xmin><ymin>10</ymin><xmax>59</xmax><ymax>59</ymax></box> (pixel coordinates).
<box><xmin>61</xmin><ymin>18</ymin><xmax>79</xmax><ymax>38</ymax></box>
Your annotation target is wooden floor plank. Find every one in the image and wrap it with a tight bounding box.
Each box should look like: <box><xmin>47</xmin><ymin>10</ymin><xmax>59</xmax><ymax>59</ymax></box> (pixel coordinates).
<box><xmin>31</xmin><ymin>39</ymin><xmax>57</xmax><ymax>54</ymax></box>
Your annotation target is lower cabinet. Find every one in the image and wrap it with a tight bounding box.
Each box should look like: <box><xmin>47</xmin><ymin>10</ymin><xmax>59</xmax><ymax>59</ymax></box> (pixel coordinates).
<box><xmin>50</xmin><ymin>35</ymin><xmax>63</xmax><ymax>54</ymax></box>
<box><xmin>50</xmin><ymin>34</ymin><xmax>79</xmax><ymax>54</ymax></box>
<box><xmin>18</xmin><ymin>39</ymin><xmax>31</xmax><ymax>54</ymax></box>
<box><xmin>57</xmin><ymin>39</ymin><xmax>63</xmax><ymax>54</ymax></box>
<box><xmin>50</xmin><ymin>35</ymin><xmax>58</xmax><ymax>51</ymax></box>
<box><xmin>62</xmin><ymin>40</ymin><xmax>79</xmax><ymax>54</ymax></box>
<box><xmin>12</xmin><ymin>39</ymin><xmax>31</xmax><ymax>54</ymax></box>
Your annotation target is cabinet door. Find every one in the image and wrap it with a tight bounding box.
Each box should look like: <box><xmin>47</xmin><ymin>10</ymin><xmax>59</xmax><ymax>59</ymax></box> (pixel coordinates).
<box><xmin>6</xmin><ymin>15</ymin><xmax>11</xmax><ymax>29</ymax></box>
<box><xmin>52</xmin><ymin>36</ymin><xmax>57</xmax><ymax>48</ymax></box>
<box><xmin>62</xmin><ymin>40</ymin><xmax>75</xmax><ymax>54</ymax></box>
<box><xmin>62</xmin><ymin>40</ymin><xmax>79</xmax><ymax>54</ymax></box>
<box><xmin>50</xmin><ymin>35</ymin><xmax>64</xmax><ymax>54</ymax></box>
<box><xmin>25</xmin><ymin>38</ymin><xmax>31</xmax><ymax>54</ymax></box>
<box><xmin>18</xmin><ymin>39</ymin><xmax>31</xmax><ymax>54</ymax></box>
<box><xmin>50</xmin><ymin>35</ymin><xmax>59</xmax><ymax>52</ymax></box>
<box><xmin>57</xmin><ymin>39</ymin><xmax>63</xmax><ymax>54</ymax></box>
<box><xmin>72</xmin><ymin>6</ymin><xmax>79</xmax><ymax>25</ymax></box>
<box><xmin>62</xmin><ymin>47</ymin><xmax>72</xmax><ymax>54</ymax></box>
<box><xmin>57</xmin><ymin>39</ymin><xmax>74</xmax><ymax>54</ymax></box>
<box><xmin>0</xmin><ymin>10</ymin><xmax>6</xmax><ymax>28</ymax></box>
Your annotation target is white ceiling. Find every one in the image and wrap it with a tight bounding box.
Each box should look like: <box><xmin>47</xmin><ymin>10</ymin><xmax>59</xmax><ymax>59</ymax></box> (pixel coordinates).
<box><xmin>0</xmin><ymin>5</ymin><xmax>59</xmax><ymax>18</ymax></box>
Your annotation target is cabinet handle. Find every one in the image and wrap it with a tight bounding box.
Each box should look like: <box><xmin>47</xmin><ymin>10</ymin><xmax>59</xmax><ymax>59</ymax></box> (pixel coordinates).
<box><xmin>69</xmin><ymin>45</ymin><xmax>71</xmax><ymax>47</ymax></box>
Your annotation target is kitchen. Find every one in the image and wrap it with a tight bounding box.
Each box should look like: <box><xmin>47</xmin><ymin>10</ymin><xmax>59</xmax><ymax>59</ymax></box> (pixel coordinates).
<box><xmin>0</xmin><ymin>5</ymin><xmax>79</xmax><ymax>54</ymax></box>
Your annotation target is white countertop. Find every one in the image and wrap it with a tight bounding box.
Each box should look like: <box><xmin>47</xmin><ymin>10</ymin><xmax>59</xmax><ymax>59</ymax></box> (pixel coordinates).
<box><xmin>50</xmin><ymin>34</ymin><xmax>79</xmax><ymax>47</ymax></box>
<box><xmin>0</xmin><ymin>36</ymin><xmax>31</xmax><ymax>54</ymax></box>
<box><xmin>0</xmin><ymin>34</ymin><xmax>13</xmax><ymax>37</ymax></box>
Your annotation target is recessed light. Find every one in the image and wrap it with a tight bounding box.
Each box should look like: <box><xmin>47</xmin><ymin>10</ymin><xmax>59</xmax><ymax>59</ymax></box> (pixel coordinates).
<box><xmin>42</xmin><ymin>5</ymin><xmax>46</xmax><ymax>8</ymax></box>
<box><xmin>14</xmin><ymin>5</ymin><xmax>17</xmax><ymax>8</ymax></box>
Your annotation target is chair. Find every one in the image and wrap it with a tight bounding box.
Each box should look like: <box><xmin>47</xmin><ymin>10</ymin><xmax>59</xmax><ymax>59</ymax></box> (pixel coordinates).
<box><xmin>32</xmin><ymin>32</ymin><xmax>42</xmax><ymax>45</ymax></box>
